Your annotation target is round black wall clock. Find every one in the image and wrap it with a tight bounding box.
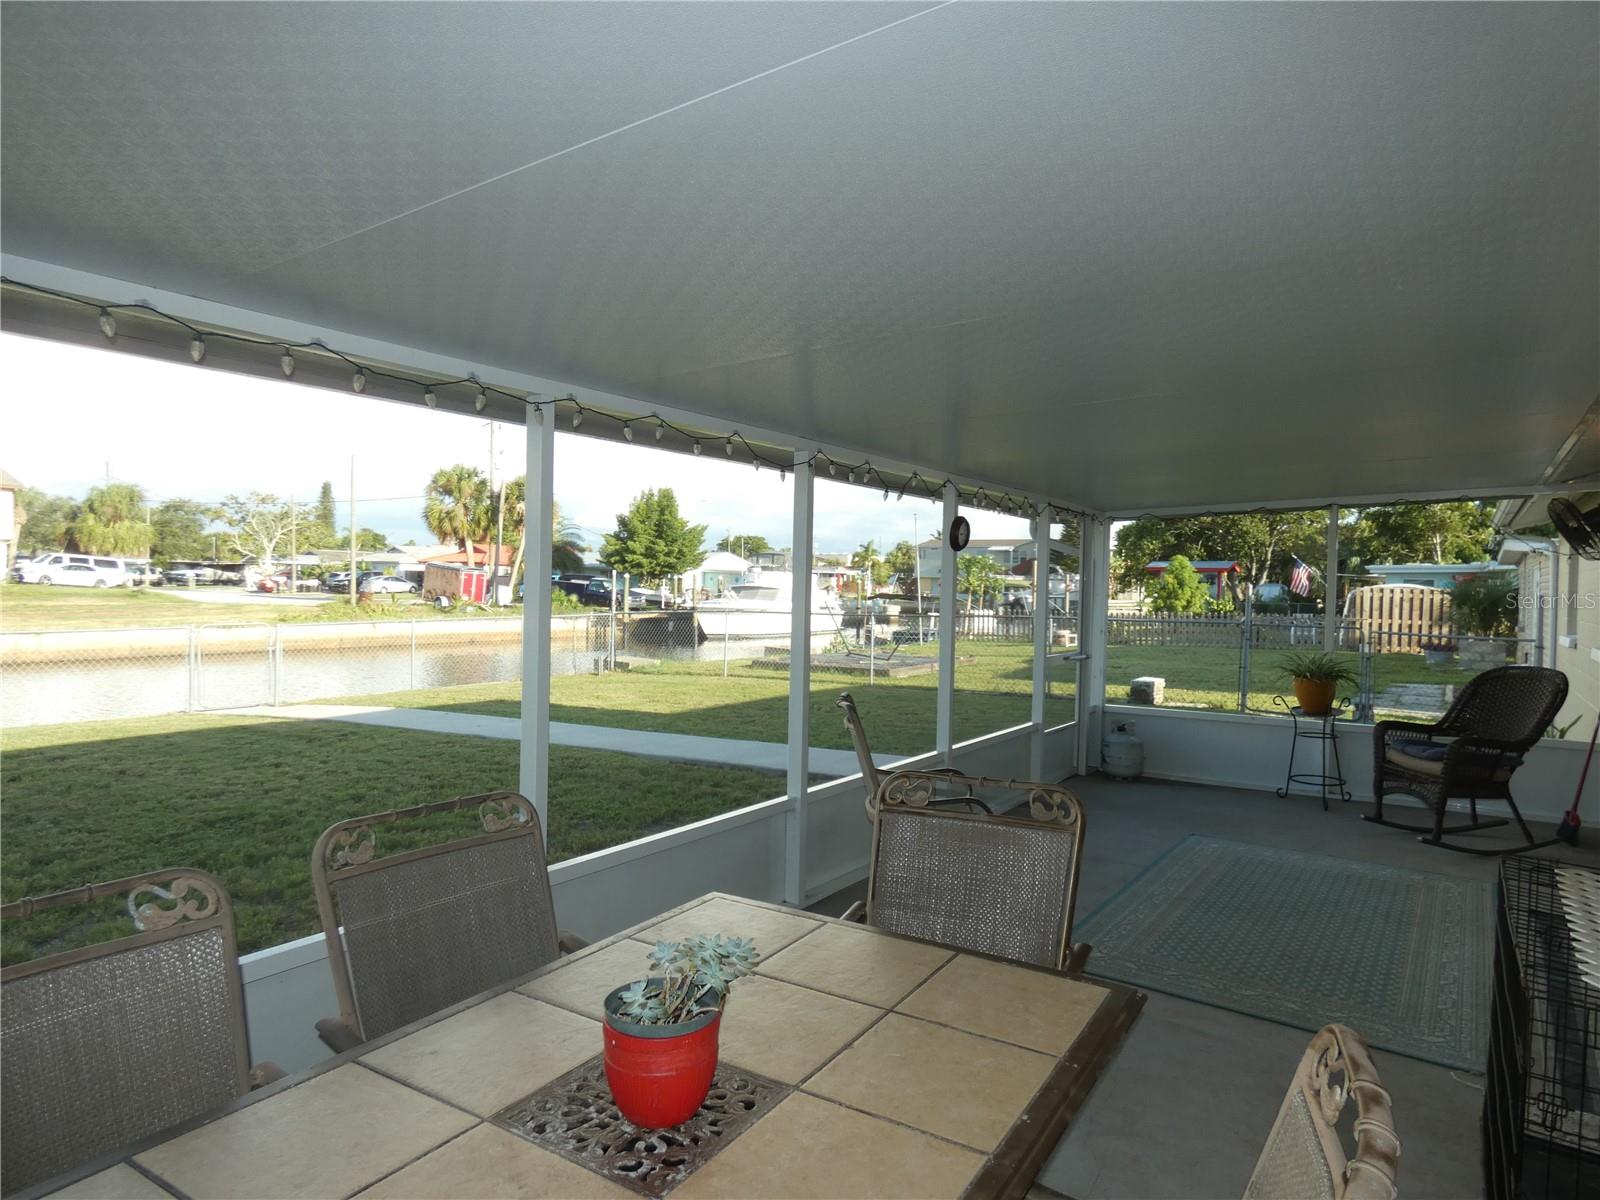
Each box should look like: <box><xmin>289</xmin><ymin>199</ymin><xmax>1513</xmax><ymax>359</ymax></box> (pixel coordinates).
<box><xmin>948</xmin><ymin>515</ymin><xmax>971</xmax><ymax>552</ymax></box>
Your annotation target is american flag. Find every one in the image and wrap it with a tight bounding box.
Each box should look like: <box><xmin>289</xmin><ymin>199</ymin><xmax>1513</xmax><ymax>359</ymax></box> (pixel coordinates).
<box><xmin>1289</xmin><ymin>557</ymin><xmax>1314</xmax><ymax>597</ymax></box>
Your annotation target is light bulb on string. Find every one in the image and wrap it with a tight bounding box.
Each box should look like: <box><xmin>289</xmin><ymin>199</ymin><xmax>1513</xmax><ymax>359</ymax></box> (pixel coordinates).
<box><xmin>97</xmin><ymin>309</ymin><xmax>116</xmax><ymax>338</ymax></box>
<box><xmin>532</xmin><ymin>404</ymin><xmax>545</xmax><ymax>425</ymax></box>
<box><xmin>848</xmin><ymin>470</ymin><xmax>856</xmax><ymax>484</ymax></box>
<box><xmin>189</xmin><ymin>335</ymin><xmax>206</xmax><ymax>363</ymax></box>
<box><xmin>780</xmin><ymin>468</ymin><xmax>788</xmax><ymax>482</ymax></box>
<box><xmin>623</xmin><ymin>423</ymin><xmax>634</xmax><ymax>442</ymax></box>
<box><xmin>423</xmin><ymin>387</ymin><xmax>437</xmax><ymax>409</ymax></box>
<box><xmin>281</xmin><ymin>350</ymin><xmax>296</xmax><ymax>378</ymax></box>
<box><xmin>474</xmin><ymin>388</ymin><xmax>488</xmax><ymax>413</ymax></box>
<box><xmin>725</xmin><ymin>439</ymin><xmax>735</xmax><ymax>457</ymax></box>
<box><xmin>692</xmin><ymin>440</ymin><xmax>702</xmax><ymax>456</ymax></box>
<box><xmin>352</xmin><ymin>368</ymin><xmax>366</xmax><ymax>393</ymax></box>
<box><xmin>828</xmin><ymin>461</ymin><xmax>837</xmax><ymax>477</ymax></box>
<box><xmin>654</xmin><ymin>420</ymin><xmax>664</xmax><ymax>442</ymax></box>
<box><xmin>571</xmin><ymin>407</ymin><xmax>583</xmax><ymax>430</ymax></box>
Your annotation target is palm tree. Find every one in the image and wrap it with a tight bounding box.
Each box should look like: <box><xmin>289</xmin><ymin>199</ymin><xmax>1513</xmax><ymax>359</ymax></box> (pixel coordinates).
<box><xmin>422</xmin><ymin>465</ymin><xmax>491</xmax><ymax>567</ymax></box>
<box><xmin>502</xmin><ymin>479</ymin><xmax>587</xmax><ymax>596</ymax></box>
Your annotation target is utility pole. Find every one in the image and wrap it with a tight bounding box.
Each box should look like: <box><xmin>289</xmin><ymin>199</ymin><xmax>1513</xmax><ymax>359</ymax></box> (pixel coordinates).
<box><xmin>289</xmin><ymin>495</ymin><xmax>297</xmax><ymax>589</ymax></box>
<box><xmin>913</xmin><ymin>512</ymin><xmax>923</xmax><ymax>639</ymax></box>
<box><xmin>348</xmin><ymin>457</ymin><xmax>357</xmax><ymax>604</ymax></box>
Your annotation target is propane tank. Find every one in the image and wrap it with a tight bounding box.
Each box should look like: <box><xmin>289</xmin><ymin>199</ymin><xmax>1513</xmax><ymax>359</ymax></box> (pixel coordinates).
<box><xmin>1102</xmin><ymin>719</ymin><xmax>1144</xmax><ymax>780</ymax></box>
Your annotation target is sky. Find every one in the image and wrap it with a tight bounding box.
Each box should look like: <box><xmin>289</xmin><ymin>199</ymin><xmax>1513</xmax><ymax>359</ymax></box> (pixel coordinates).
<box><xmin>2</xmin><ymin>333</ymin><xmax>1037</xmax><ymax>557</ymax></box>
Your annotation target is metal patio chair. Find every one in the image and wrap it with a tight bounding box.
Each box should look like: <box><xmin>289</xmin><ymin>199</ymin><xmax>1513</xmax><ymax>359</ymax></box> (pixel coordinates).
<box><xmin>1364</xmin><ymin>665</ymin><xmax>1568</xmax><ymax>854</ymax></box>
<box><xmin>843</xmin><ymin>770</ymin><xmax>1090</xmax><ymax>972</ymax></box>
<box><xmin>835</xmin><ymin>691</ymin><xmax>991</xmax><ymax>820</ymax></box>
<box><xmin>1243</xmin><ymin>1024</ymin><xmax>1400</xmax><ymax>1200</ymax></box>
<box><xmin>312</xmin><ymin>791</ymin><xmax>584</xmax><ymax>1052</ymax></box>
<box><xmin>1</xmin><ymin>869</ymin><xmax>281</xmax><ymax>1195</ymax></box>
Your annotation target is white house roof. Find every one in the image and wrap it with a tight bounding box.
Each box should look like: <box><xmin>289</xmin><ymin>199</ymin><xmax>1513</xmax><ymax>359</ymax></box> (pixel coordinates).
<box><xmin>2</xmin><ymin>3</ymin><xmax>1596</xmax><ymax>514</ymax></box>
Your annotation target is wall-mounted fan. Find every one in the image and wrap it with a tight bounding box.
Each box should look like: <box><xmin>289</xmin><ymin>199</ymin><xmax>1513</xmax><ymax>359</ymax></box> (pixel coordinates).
<box><xmin>1547</xmin><ymin>497</ymin><xmax>1600</xmax><ymax>560</ymax></box>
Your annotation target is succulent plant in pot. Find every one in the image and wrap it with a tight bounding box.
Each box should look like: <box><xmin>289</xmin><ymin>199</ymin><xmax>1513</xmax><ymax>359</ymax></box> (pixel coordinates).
<box><xmin>602</xmin><ymin>934</ymin><xmax>759</xmax><ymax>1129</ymax></box>
<box><xmin>1277</xmin><ymin>651</ymin><xmax>1359</xmax><ymax>716</ymax></box>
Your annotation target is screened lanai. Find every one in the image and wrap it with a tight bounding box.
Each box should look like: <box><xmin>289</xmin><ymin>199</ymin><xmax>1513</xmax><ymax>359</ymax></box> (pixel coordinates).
<box><xmin>3</xmin><ymin>3</ymin><xmax>1599</xmax><ymax>1199</ymax></box>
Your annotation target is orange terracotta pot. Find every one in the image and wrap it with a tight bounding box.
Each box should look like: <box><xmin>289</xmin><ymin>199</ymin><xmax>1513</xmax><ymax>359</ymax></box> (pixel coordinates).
<box><xmin>1293</xmin><ymin>677</ymin><xmax>1336</xmax><ymax>716</ymax></box>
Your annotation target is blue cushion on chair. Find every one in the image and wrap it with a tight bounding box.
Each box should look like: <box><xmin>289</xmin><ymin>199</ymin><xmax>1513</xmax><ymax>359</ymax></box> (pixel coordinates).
<box><xmin>1396</xmin><ymin>743</ymin><xmax>1448</xmax><ymax>762</ymax></box>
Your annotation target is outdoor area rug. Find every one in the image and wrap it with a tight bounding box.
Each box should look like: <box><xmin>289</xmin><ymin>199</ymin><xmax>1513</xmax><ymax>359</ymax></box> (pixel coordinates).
<box><xmin>1075</xmin><ymin>835</ymin><xmax>1494</xmax><ymax>1069</ymax></box>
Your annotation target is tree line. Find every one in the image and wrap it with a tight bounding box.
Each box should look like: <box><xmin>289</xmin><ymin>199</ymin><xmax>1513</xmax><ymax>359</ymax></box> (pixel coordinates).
<box><xmin>1114</xmin><ymin>502</ymin><xmax>1500</xmax><ymax>612</ymax></box>
<box><xmin>15</xmin><ymin>481</ymin><xmax>389</xmax><ymax>567</ymax></box>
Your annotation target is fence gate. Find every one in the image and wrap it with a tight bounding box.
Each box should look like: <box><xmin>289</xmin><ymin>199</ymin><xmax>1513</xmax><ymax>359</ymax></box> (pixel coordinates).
<box><xmin>194</xmin><ymin>623</ymin><xmax>275</xmax><ymax>710</ymax></box>
<box><xmin>1342</xmin><ymin>585</ymin><xmax>1453</xmax><ymax>653</ymax></box>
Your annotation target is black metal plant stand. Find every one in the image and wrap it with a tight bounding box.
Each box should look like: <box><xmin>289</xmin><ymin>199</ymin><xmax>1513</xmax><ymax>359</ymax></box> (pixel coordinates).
<box><xmin>1274</xmin><ymin>695</ymin><xmax>1352</xmax><ymax>811</ymax></box>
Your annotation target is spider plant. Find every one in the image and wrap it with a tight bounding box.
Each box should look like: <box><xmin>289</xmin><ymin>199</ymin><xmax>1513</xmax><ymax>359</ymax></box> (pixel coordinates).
<box><xmin>1276</xmin><ymin>650</ymin><xmax>1360</xmax><ymax>688</ymax></box>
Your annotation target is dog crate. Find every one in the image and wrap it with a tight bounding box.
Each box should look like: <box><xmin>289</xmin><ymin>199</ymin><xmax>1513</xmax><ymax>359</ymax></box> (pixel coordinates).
<box><xmin>1484</xmin><ymin>857</ymin><xmax>1600</xmax><ymax>1200</ymax></box>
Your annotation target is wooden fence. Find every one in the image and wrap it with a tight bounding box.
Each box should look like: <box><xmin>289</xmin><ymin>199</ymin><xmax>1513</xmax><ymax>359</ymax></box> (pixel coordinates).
<box><xmin>1341</xmin><ymin>585</ymin><xmax>1453</xmax><ymax>653</ymax></box>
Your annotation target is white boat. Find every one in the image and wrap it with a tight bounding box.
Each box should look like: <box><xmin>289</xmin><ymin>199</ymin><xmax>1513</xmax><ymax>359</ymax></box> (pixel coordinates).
<box><xmin>693</xmin><ymin>568</ymin><xmax>844</xmax><ymax>642</ymax></box>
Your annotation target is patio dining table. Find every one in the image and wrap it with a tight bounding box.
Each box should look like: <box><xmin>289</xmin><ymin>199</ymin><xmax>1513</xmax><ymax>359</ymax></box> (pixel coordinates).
<box><xmin>37</xmin><ymin>893</ymin><xmax>1145</xmax><ymax>1200</ymax></box>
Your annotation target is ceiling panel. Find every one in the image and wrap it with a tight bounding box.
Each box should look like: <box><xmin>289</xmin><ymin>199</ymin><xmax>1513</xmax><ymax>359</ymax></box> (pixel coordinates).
<box><xmin>3</xmin><ymin>1</ymin><xmax>1594</xmax><ymax>512</ymax></box>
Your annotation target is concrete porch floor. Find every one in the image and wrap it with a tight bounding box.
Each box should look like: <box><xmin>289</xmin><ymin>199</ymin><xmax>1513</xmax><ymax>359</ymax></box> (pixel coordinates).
<box><xmin>812</xmin><ymin>776</ymin><xmax>1597</xmax><ymax>1200</ymax></box>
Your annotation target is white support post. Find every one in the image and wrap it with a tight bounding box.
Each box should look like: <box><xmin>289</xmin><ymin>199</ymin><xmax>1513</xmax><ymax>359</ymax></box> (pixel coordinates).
<box><xmin>1030</xmin><ymin>502</ymin><xmax>1051</xmax><ymax>779</ymax></box>
<box><xmin>1076</xmin><ymin>517</ymin><xmax>1112</xmax><ymax>775</ymax></box>
<box><xmin>785</xmin><ymin>455</ymin><xmax>814</xmax><ymax>907</ymax></box>
<box><xmin>519</xmin><ymin>406</ymin><xmax>556</xmax><ymax>834</ymax></box>
<box><xmin>936</xmin><ymin>484</ymin><xmax>959</xmax><ymax>762</ymax></box>
<box><xmin>1323</xmin><ymin>504</ymin><xmax>1340</xmax><ymax>652</ymax></box>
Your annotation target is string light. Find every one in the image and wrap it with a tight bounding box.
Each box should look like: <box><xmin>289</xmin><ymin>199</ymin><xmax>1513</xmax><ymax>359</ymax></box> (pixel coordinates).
<box><xmin>780</xmin><ymin>468</ymin><xmax>788</xmax><ymax>482</ymax></box>
<box><xmin>9</xmin><ymin>276</ymin><xmax>1082</xmax><ymax>524</ymax></box>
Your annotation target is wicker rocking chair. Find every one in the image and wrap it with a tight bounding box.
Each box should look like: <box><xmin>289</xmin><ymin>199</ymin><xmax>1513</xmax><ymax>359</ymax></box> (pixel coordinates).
<box><xmin>1364</xmin><ymin>665</ymin><xmax>1568</xmax><ymax>855</ymax></box>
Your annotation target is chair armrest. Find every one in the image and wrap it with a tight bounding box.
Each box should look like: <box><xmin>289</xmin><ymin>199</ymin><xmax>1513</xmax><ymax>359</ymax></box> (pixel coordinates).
<box><xmin>315</xmin><ymin>1016</ymin><xmax>362</xmax><ymax>1054</ymax></box>
<box><xmin>1065</xmin><ymin>942</ymin><xmax>1092</xmax><ymax>975</ymax></box>
<box><xmin>558</xmin><ymin>930</ymin><xmax>590</xmax><ymax>954</ymax></box>
<box><xmin>841</xmin><ymin>901</ymin><xmax>867</xmax><ymax>924</ymax></box>
<box><xmin>1374</xmin><ymin>718</ymin><xmax>1446</xmax><ymax>741</ymax></box>
<box><xmin>248</xmin><ymin>1061</ymin><xmax>287</xmax><ymax>1088</ymax></box>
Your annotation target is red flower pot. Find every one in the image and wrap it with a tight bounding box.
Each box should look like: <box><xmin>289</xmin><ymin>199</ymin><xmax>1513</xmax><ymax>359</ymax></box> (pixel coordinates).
<box><xmin>602</xmin><ymin>982</ymin><xmax>721</xmax><ymax>1129</ymax></box>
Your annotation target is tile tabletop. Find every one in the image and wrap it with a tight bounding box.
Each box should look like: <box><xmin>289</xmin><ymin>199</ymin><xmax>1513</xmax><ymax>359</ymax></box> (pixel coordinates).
<box><xmin>43</xmin><ymin>893</ymin><xmax>1142</xmax><ymax>1200</ymax></box>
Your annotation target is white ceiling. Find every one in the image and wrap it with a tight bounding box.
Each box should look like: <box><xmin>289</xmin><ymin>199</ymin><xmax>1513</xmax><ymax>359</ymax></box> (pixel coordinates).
<box><xmin>3</xmin><ymin>2</ymin><xmax>1596</xmax><ymax>513</ymax></box>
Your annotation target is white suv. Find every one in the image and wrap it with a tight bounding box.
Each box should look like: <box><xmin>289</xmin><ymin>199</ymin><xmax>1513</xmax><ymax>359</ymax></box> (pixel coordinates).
<box><xmin>11</xmin><ymin>553</ymin><xmax>132</xmax><ymax>587</ymax></box>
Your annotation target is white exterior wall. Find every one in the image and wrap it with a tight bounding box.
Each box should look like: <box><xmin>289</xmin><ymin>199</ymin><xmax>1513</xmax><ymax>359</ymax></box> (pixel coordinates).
<box><xmin>1103</xmin><ymin>703</ymin><xmax>1595</xmax><ymax>821</ymax></box>
<box><xmin>1552</xmin><ymin>543</ymin><xmax>1600</xmax><ymax>736</ymax></box>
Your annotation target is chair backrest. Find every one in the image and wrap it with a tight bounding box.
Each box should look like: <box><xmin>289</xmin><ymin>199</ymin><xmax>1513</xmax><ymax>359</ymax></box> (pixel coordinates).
<box><xmin>836</xmin><ymin>692</ymin><xmax>883</xmax><ymax>814</ymax></box>
<box><xmin>1437</xmin><ymin>665</ymin><xmax>1567</xmax><ymax>746</ymax></box>
<box><xmin>313</xmin><ymin>791</ymin><xmax>561</xmax><ymax>1042</ymax></box>
<box><xmin>1</xmin><ymin>870</ymin><xmax>252</xmax><ymax>1194</ymax></box>
<box><xmin>865</xmin><ymin>770</ymin><xmax>1085</xmax><ymax>969</ymax></box>
<box><xmin>1243</xmin><ymin>1024</ymin><xmax>1399</xmax><ymax>1200</ymax></box>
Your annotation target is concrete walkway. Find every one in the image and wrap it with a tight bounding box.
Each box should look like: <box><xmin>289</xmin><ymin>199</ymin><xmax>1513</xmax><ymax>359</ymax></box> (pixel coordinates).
<box><xmin>222</xmin><ymin>703</ymin><xmax>888</xmax><ymax>777</ymax></box>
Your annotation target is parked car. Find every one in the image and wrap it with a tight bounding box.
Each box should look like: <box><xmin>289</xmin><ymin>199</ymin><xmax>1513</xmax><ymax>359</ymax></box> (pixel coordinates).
<box><xmin>324</xmin><ymin>571</ymin><xmax>354</xmax><ymax>592</ymax></box>
<box><xmin>130</xmin><ymin>564</ymin><xmax>164</xmax><ymax>586</ymax></box>
<box><xmin>12</xmin><ymin>553</ymin><xmax>131</xmax><ymax>587</ymax></box>
<box><xmin>555</xmin><ymin>576</ymin><xmax>596</xmax><ymax>601</ymax></box>
<box><xmin>580</xmin><ymin>578</ymin><xmax>614</xmax><ymax>607</ymax></box>
<box><xmin>359</xmin><ymin>573</ymin><xmax>418</xmax><ymax>595</ymax></box>
<box><xmin>256</xmin><ymin>573</ymin><xmax>322</xmax><ymax>593</ymax></box>
<box><xmin>50</xmin><ymin>563</ymin><xmax>120</xmax><ymax>588</ymax></box>
<box><xmin>164</xmin><ymin>566</ymin><xmax>219</xmax><ymax>586</ymax></box>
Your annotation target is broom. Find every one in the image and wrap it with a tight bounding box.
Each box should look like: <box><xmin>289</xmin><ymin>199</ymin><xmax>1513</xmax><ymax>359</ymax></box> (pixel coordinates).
<box><xmin>1555</xmin><ymin>718</ymin><xmax>1599</xmax><ymax>846</ymax></box>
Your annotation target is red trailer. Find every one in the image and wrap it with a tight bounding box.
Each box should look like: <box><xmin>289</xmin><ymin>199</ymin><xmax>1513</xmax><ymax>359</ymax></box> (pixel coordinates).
<box><xmin>421</xmin><ymin>562</ymin><xmax>488</xmax><ymax>604</ymax></box>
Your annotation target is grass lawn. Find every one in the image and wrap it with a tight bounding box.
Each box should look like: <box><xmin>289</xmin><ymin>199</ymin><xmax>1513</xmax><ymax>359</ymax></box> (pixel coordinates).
<box><xmin>329</xmin><ymin>639</ymin><xmax>1073</xmax><ymax>758</ymax></box>
<box><xmin>0</xmin><ymin>583</ymin><xmax>521</xmax><ymax>632</ymax></box>
<box><xmin>0</xmin><ymin>713</ymin><xmax>789</xmax><ymax>964</ymax></box>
